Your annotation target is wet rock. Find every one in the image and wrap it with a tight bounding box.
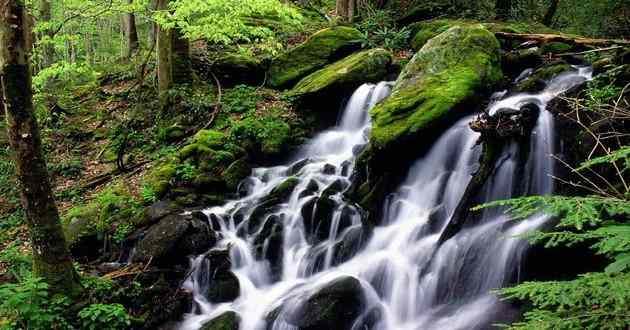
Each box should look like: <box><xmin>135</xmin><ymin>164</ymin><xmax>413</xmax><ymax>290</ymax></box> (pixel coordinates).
<box><xmin>470</xmin><ymin>103</ymin><xmax>540</xmax><ymax>138</ymax></box>
<box><xmin>353</xmin><ymin>306</ymin><xmax>384</xmax><ymax>330</ymax></box>
<box><xmin>322</xmin><ymin>163</ymin><xmax>336</xmax><ymax>174</ymax></box>
<box><xmin>204</xmin><ymin>249</ymin><xmax>241</xmax><ymax>303</ymax></box>
<box><xmin>135</xmin><ymin>214</ymin><xmax>216</xmax><ymax>266</ymax></box>
<box><xmin>141</xmin><ymin>288</ymin><xmax>193</xmax><ymax>330</ymax></box>
<box><xmin>514</xmin><ymin>61</ymin><xmax>572</xmax><ymax>93</ymax></box>
<box><xmin>333</xmin><ymin>225</ymin><xmax>365</xmax><ymax>264</ymax></box>
<box><xmin>253</xmin><ymin>215</ymin><xmax>284</xmax><ymax>276</ymax></box>
<box><xmin>298</xmin><ymin>179</ymin><xmax>319</xmax><ymax>199</ymax></box>
<box><xmin>200</xmin><ymin>311</ymin><xmax>241</xmax><ymax>330</ymax></box>
<box><xmin>502</xmin><ymin>47</ymin><xmax>543</xmax><ymax>78</ymax></box>
<box><xmin>286</xmin><ymin>276</ymin><xmax>366</xmax><ymax>330</ymax></box>
<box><xmin>268</xmin><ymin>26</ymin><xmax>363</xmax><ymax>88</ymax></box>
<box><xmin>222</xmin><ymin>158</ymin><xmax>252</xmax><ymax>192</ymax></box>
<box><xmin>322</xmin><ymin>179</ymin><xmax>348</xmax><ymax>197</ymax></box>
<box><xmin>287</xmin><ymin>159</ymin><xmax>311</xmax><ymax>175</ymax></box>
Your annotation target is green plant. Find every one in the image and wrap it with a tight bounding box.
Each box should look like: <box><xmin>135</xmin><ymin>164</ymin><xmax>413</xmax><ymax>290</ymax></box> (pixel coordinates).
<box><xmin>0</xmin><ymin>277</ymin><xmax>72</xmax><ymax>330</ymax></box>
<box><xmin>355</xmin><ymin>6</ymin><xmax>410</xmax><ymax>51</ymax></box>
<box><xmin>223</xmin><ymin>85</ymin><xmax>259</xmax><ymax>114</ymax></box>
<box><xmin>140</xmin><ymin>185</ymin><xmax>159</xmax><ymax>204</ymax></box>
<box><xmin>0</xmin><ymin>243</ymin><xmax>31</xmax><ymax>280</ymax></box>
<box><xmin>175</xmin><ymin>162</ymin><xmax>197</xmax><ymax>181</ymax></box>
<box><xmin>113</xmin><ymin>223</ymin><xmax>134</xmax><ymax>244</ymax></box>
<box><xmin>77</xmin><ymin>303</ymin><xmax>130</xmax><ymax>330</ymax></box>
<box><xmin>229</xmin><ymin>108</ymin><xmax>291</xmax><ymax>154</ymax></box>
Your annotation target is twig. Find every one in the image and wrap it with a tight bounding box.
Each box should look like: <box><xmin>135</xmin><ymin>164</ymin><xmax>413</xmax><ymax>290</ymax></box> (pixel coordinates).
<box><xmin>203</xmin><ymin>71</ymin><xmax>222</xmax><ymax>129</ymax></box>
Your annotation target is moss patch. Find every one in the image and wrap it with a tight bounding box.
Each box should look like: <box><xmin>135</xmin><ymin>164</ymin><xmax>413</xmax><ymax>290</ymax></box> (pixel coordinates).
<box><xmin>289</xmin><ymin>48</ymin><xmax>393</xmax><ymax>100</ymax></box>
<box><xmin>268</xmin><ymin>26</ymin><xmax>363</xmax><ymax>88</ymax></box>
<box><xmin>370</xmin><ymin>25</ymin><xmax>502</xmax><ymax>151</ymax></box>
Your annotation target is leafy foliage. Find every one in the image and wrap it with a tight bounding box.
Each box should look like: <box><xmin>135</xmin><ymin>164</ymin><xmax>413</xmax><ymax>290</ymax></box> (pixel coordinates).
<box><xmin>355</xmin><ymin>6</ymin><xmax>410</xmax><ymax>50</ymax></box>
<box><xmin>77</xmin><ymin>303</ymin><xmax>131</xmax><ymax>330</ymax></box>
<box><xmin>154</xmin><ymin>0</ymin><xmax>302</xmax><ymax>44</ymax></box>
<box><xmin>0</xmin><ymin>277</ymin><xmax>72</xmax><ymax>330</ymax></box>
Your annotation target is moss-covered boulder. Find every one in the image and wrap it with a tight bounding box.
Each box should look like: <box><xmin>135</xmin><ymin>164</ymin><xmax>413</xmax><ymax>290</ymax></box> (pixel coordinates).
<box><xmin>268</xmin><ymin>26</ymin><xmax>363</xmax><ymax>88</ymax></box>
<box><xmin>288</xmin><ymin>48</ymin><xmax>392</xmax><ymax>102</ymax></box>
<box><xmin>222</xmin><ymin>158</ymin><xmax>252</xmax><ymax>191</ymax></box>
<box><xmin>200</xmin><ymin>311</ymin><xmax>240</xmax><ymax>330</ymax></box>
<box><xmin>212</xmin><ymin>53</ymin><xmax>265</xmax><ymax>86</ymax></box>
<box><xmin>410</xmin><ymin>19</ymin><xmax>556</xmax><ymax>51</ymax></box>
<box><xmin>369</xmin><ymin>25</ymin><xmax>502</xmax><ymax>152</ymax></box>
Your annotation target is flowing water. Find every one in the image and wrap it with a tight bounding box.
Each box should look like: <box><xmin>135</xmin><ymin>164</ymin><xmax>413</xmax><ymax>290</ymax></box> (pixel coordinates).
<box><xmin>179</xmin><ymin>67</ymin><xmax>592</xmax><ymax>330</ymax></box>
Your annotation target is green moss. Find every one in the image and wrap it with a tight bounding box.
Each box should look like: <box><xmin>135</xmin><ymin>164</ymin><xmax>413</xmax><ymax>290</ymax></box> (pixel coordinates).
<box><xmin>229</xmin><ymin>111</ymin><xmax>292</xmax><ymax>155</ymax></box>
<box><xmin>370</xmin><ymin>25</ymin><xmax>502</xmax><ymax>151</ymax></box>
<box><xmin>200</xmin><ymin>311</ymin><xmax>240</xmax><ymax>330</ymax></box>
<box><xmin>143</xmin><ymin>157</ymin><xmax>180</xmax><ymax>197</ymax></box>
<box><xmin>222</xmin><ymin>158</ymin><xmax>252</xmax><ymax>191</ymax></box>
<box><xmin>289</xmin><ymin>48</ymin><xmax>392</xmax><ymax>98</ymax></box>
<box><xmin>541</xmin><ymin>42</ymin><xmax>574</xmax><ymax>54</ymax></box>
<box><xmin>268</xmin><ymin>26</ymin><xmax>363</xmax><ymax>88</ymax></box>
<box><xmin>266</xmin><ymin>177</ymin><xmax>300</xmax><ymax>202</ymax></box>
<box><xmin>192</xmin><ymin>129</ymin><xmax>226</xmax><ymax>149</ymax></box>
<box><xmin>410</xmin><ymin>19</ymin><xmax>557</xmax><ymax>51</ymax></box>
<box><xmin>514</xmin><ymin>62</ymin><xmax>572</xmax><ymax>92</ymax></box>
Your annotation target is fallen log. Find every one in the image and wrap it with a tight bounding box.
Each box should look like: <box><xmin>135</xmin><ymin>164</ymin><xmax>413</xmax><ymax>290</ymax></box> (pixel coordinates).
<box><xmin>495</xmin><ymin>32</ymin><xmax>630</xmax><ymax>47</ymax></box>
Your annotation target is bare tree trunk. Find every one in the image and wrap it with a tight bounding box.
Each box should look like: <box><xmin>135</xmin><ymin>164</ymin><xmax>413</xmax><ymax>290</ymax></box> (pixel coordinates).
<box><xmin>495</xmin><ymin>0</ymin><xmax>512</xmax><ymax>20</ymax></box>
<box><xmin>336</xmin><ymin>0</ymin><xmax>355</xmax><ymax>22</ymax></box>
<box><xmin>124</xmin><ymin>0</ymin><xmax>139</xmax><ymax>59</ymax></box>
<box><xmin>0</xmin><ymin>0</ymin><xmax>82</xmax><ymax>296</ymax></box>
<box><xmin>156</xmin><ymin>0</ymin><xmax>172</xmax><ymax>94</ymax></box>
<box><xmin>171</xmin><ymin>28</ymin><xmax>192</xmax><ymax>85</ymax></box>
<box><xmin>39</xmin><ymin>0</ymin><xmax>54</xmax><ymax>69</ymax></box>
<box><xmin>542</xmin><ymin>0</ymin><xmax>560</xmax><ymax>26</ymax></box>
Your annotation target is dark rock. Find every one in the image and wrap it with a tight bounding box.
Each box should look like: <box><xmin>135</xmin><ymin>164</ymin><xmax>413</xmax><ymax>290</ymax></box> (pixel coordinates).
<box><xmin>322</xmin><ymin>179</ymin><xmax>348</xmax><ymax>197</ymax></box>
<box><xmin>141</xmin><ymin>289</ymin><xmax>193</xmax><ymax>330</ymax></box>
<box><xmin>286</xmin><ymin>276</ymin><xmax>366</xmax><ymax>330</ymax></box>
<box><xmin>470</xmin><ymin>103</ymin><xmax>540</xmax><ymax>138</ymax></box>
<box><xmin>333</xmin><ymin>225</ymin><xmax>365</xmax><ymax>264</ymax></box>
<box><xmin>287</xmin><ymin>158</ymin><xmax>311</xmax><ymax>175</ymax></box>
<box><xmin>222</xmin><ymin>158</ymin><xmax>252</xmax><ymax>192</ymax></box>
<box><xmin>202</xmin><ymin>249</ymin><xmax>240</xmax><ymax>303</ymax></box>
<box><xmin>146</xmin><ymin>200</ymin><xmax>180</xmax><ymax>225</ymax></box>
<box><xmin>298</xmin><ymin>179</ymin><xmax>319</xmax><ymax>199</ymax></box>
<box><xmin>200</xmin><ymin>311</ymin><xmax>241</xmax><ymax>330</ymax></box>
<box><xmin>353</xmin><ymin>306</ymin><xmax>384</xmax><ymax>330</ymax></box>
<box><xmin>322</xmin><ymin>164</ymin><xmax>336</xmax><ymax>174</ymax></box>
<box><xmin>135</xmin><ymin>214</ymin><xmax>216</xmax><ymax>266</ymax></box>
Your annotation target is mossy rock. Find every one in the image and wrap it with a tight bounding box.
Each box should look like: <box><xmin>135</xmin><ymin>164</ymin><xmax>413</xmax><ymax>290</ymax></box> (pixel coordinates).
<box><xmin>410</xmin><ymin>19</ymin><xmax>556</xmax><ymax>51</ymax></box>
<box><xmin>288</xmin><ymin>48</ymin><xmax>393</xmax><ymax>102</ymax></box>
<box><xmin>369</xmin><ymin>25</ymin><xmax>502</xmax><ymax>152</ymax></box>
<box><xmin>514</xmin><ymin>61</ymin><xmax>572</xmax><ymax>93</ymax></box>
<box><xmin>222</xmin><ymin>158</ymin><xmax>252</xmax><ymax>191</ymax></box>
<box><xmin>540</xmin><ymin>42</ymin><xmax>574</xmax><ymax>54</ymax></box>
<box><xmin>200</xmin><ymin>311</ymin><xmax>240</xmax><ymax>330</ymax></box>
<box><xmin>143</xmin><ymin>157</ymin><xmax>180</xmax><ymax>197</ymax></box>
<box><xmin>192</xmin><ymin>129</ymin><xmax>227</xmax><ymax>149</ymax></box>
<box><xmin>212</xmin><ymin>52</ymin><xmax>266</xmax><ymax>86</ymax></box>
<box><xmin>397</xmin><ymin>1</ymin><xmax>453</xmax><ymax>25</ymax></box>
<box><xmin>268</xmin><ymin>26</ymin><xmax>363</xmax><ymax>88</ymax></box>
<box><xmin>265</xmin><ymin>177</ymin><xmax>300</xmax><ymax>203</ymax></box>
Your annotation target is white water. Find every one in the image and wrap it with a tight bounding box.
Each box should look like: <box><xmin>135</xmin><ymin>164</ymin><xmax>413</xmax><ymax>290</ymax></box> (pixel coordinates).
<box><xmin>179</xmin><ymin>67</ymin><xmax>592</xmax><ymax>330</ymax></box>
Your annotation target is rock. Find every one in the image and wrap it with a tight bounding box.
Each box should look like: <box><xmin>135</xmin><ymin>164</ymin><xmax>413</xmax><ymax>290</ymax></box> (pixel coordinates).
<box><xmin>514</xmin><ymin>61</ymin><xmax>572</xmax><ymax>93</ymax></box>
<box><xmin>370</xmin><ymin>25</ymin><xmax>502</xmax><ymax>154</ymax></box>
<box><xmin>332</xmin><ymin>225</ymin><xmax>365</xmax><ymax>264</ymax></box>
<box><xmin>322</xmin><ymin>163</ymin><xmax>336</xmax><ymax>174</ymax></box>
<box><xmin>268</xmin><ymin>26</ymin><xmax>363</xmax><ymax>88</ymax></box>
<box><xmin>397</xmin><ymin>1</ymin><xmax>453</xmax><ymax>25</ymax></box>
<box><xmin>253</xmin><ymin>215</ymin><xmax>284</xmax><ymax>276</ymax></box>
<box><xmin>285</xmin><ymin>276</ymin><xmax>366</xmax><ymax>330</ymax></box>
<box><xmin>134</xmin><ymin>214</ymin><xmax>216</xmax><ymax>265</ymax></box>
<box><xmin>322</xmin><ymin>179</ymin><xmax>347</xmax><ymax>197</ymax></box>
<box><xmin>502</xmin><ymin>47</ymin><xmax>543</xmax><ymax>78</ymax></box>
<box><xmin>470</xmin><ymin>103</ymin><xmax>540</xmax><ymax>138</ymax></box>
<box><xmin>222</xmin><ymin>158</ymin><xmax>252</xmax><ymax>192</ymax></box>
<box><xmin>288</xmin><ymin>49</ymin><xmax>392</xmax><ymax>104</ymax></box>
<box><xmin>141</xmin><ymin>288</ymin><xmax>193</xmax><ymax>330</ymax></box>
<box><xmin>265</xmin><ymin>177</ymin><xmax>300</xmax><ymax>203</ymax></box>
<box><xmin>287</xmin><ymin>158</ymin><xmax>311</xmax><ymax>175</ymax></box>
<box><xmin>200</xmin><ymin>311</ymin><xmax>241</xmax><ymax>330</ymax></box>
<box><xmin>204</xmin><ymin>250</ymin><xmax>240</xmax><ymax>303</ymax></box>
<box><xmin>298</xmin><ymin>179</ymin><xmax>320</xmax><ymax>199</ymax></box>
<box><xmin>212</xmin><ymin>53</ymin><xmax>265</xmax><ymax>86</ymax></box>
<box><xmin>146</xmin><ymin>200</ymin><xmax>180</xmax><ymax>225</ymax></box>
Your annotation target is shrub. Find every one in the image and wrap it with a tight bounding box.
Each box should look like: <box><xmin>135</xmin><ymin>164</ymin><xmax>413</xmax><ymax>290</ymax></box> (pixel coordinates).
<box><xmin>77</xmin><ymin>303</ymin><xmax>131</xmax><ymax>330</ymax></box>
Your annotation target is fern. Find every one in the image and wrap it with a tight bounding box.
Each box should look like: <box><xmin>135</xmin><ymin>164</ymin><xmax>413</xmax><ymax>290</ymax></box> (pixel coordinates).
<box><xmin>576</xmin><ymin>146</ymin><xmax>630</xmax><ymax>173</ymax></box>
<box><xmin>498</xmin><ymin>273</ymin><xmax>630</xmax><ymax>330</ymax></box>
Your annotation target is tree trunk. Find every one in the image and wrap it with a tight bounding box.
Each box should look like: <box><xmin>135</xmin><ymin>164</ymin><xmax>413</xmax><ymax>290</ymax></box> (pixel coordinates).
<box><xmin>495</xmin><ymin>0</ymin><xmax>512</xmax><ymax>20</ymax></box>
<box><xmin>542</xmin><ymin>0</ymin><xmax>560</xmax><ymax>26</ymax></box>
<box><xmin>156</xmin><ymin>0</ymin><xmax>172</xmax><ymax>94</ymax></box>
<box><xmin>124</xmin><ymin>0</ymin><xmax>139</xmax><ymax>59</ymax></box>
<box><xmin>336</xmin><ymin>0</ymin><xmax>355</xmax><ymax>22</ymax></box>
<box><xmin>39</xmin><ymin>0</ymin><xmax>54</xmax><ymax>69</ymax></box>
<box><xmin>0</xmin><ymin>0</ymin><xmax>82</xmax><ymax>296</ymax></box>
<box><xmin>171</xmin><ymin>28</ymin><xmax>192</xmax><ymax>85</ymax></box>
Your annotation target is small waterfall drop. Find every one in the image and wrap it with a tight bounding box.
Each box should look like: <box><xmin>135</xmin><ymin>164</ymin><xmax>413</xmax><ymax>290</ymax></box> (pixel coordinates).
<box><xmin>178</xmin><ymin>67</ymin><xmax>592</xmax><ymax>330</ymax></box>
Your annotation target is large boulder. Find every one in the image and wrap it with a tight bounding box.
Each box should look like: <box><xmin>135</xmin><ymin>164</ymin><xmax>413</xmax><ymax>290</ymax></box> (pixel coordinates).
<box><xmin>200</xmin><ymin>311</ymin><xmax>240</xmax><ymax>330</ymax></box>
<box><xmin>288</xmin><ymin>48</ymin><xmax>392</xmax><ymax>104</ymax></box>
<box><xmin>349</xmin><ymin>25</ymin><xmax>502</xmax><ymax>226</ymax></box>
<box><xmin>369</xmin><ymin>25</ymin><xmax>502</xmax><ymax>153</ymax></box>
<box><xmin>285</xmin><ymin>276</ymin><xmax>366</xmax><ymax>330</ymax></box>
<box><xmin>268</xmin><ymin>26</ymin><xmax>363</xmax><ymax>88</ymax></box>
<box><xmin>134</xmin><ymin>214</ymin><xmax>216</xmax><ymax>266</ymax></box>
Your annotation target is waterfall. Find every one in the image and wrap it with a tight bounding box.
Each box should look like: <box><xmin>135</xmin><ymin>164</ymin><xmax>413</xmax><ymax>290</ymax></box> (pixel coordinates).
<box><xmin>178</xmin><ymin>67</ymin><xmax>592</xmax><ymax>330</ymax></box>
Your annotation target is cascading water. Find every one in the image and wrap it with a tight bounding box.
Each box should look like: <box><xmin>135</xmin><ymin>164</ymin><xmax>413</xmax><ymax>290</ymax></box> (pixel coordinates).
<box><xmin>179</xmin><ymin>67</ymin><xmax>592</xmax><ymax>330</ymax></box>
